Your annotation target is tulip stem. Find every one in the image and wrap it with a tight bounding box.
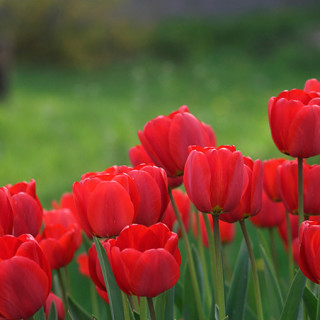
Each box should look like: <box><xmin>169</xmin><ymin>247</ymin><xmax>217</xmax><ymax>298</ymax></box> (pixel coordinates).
<box><xmin>140</xmin><ymin>297</ymin><xmax>147</xmax><ymax>320</ymax></box>
<box><xmin>89</xmin><ymin>281</ymin><xmax>99</xmax><ymax>316</ymax></box>
<box><xmin>240</xmin><ymin>220</ymin><xmax>264</xmax><ymax>320</ymax></box>
<box><xmin>285</xmin><ymin>210</ymin><xmax>294</xmax><ymax>281</ymax></box>
<box><xmin>169</xmin><ymin>188</ymin><xmax>204</xmax><ymax>320</ymax></box>
<box><xmin>196</xmin><ymin>212</ymin><xmax>212</xmax><ymax>312</ymax></box>
<box><xmin>203</xmin><ymin>214</ymin><xmax>218</xmax><ymax>307</ymax></box>
<box><xmin>57</xmin><ymin>268</ymin><xmax>69</xmax><ymax>311</ymax></box>
<box><xmin>298</xmin><ymin>157</ymin><xmax>304</xmax><ymax>226</ymax></box>
<box><xmin>127</xmin><ymin>295</ymin><xmax>137</xmax><ymax>312</ymax></box>
<box><xmin>147</xmin><ymin>297</ymin><xmax>157</xmax><ymax>320</ymax></box>
<box><xmin>121</xmin><ymin>292</ymin><xmax>130</xmax><ymax>320</ymax></box>
<box><xmin>212</xmin><ymin>214</ymin><xmax>226</xmax><ymax>320</ymax></box>
<box><xmin>64</xmin><ymin>267</ymin><xmax>71</xmax><ymax>295</ymax></box>
<box><xmin>268</xmin><ymin>228</ymin><xmax>278</xmax><ymax>277</ymax></box>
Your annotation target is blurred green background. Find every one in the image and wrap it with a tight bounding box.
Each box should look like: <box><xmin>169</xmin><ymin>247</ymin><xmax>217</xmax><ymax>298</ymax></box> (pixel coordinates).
<box><xmin>0</xmin><ymin>1</ymin><xmax>319</xmax><ymax>315</ymax></box>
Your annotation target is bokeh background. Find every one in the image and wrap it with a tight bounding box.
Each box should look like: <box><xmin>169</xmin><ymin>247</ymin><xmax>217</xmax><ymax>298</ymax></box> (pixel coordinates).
<box><xmin>0</xmin><ymin>0</ymin><xmax>319</xmax><ymax>315</ymax></box>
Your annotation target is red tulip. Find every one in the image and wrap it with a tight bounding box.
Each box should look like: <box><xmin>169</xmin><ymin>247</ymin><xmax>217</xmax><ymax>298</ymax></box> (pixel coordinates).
<box><xmin>6</xmin><ymin>179</ymin><xmax>43</xmax><ymax>237</ymax></box>
<box><xmin>268</xmin><ymin>88</ymin><xmax>320</xmax><ymax>158</ymax></box>
<box><xmin>263</xmin><ymin>158</ymin><xmax>287</xmax><ymax>202</ymax></box>
<box><xmin>278</xmin><ymin>160</ymin><xmax>320</xmax><ymax>215</ymax></box>
<box><xmin>162</xmin><ymin>189</ymin><xmax>190</xmax><ymax>235</ymax></box>
<box><xmin>304</xmin><ymin>78</ymin><xmax>320</xmax><ymax>93</ymax></box>
<box><xmin>193</xmin><ymin>213</ymin><xmax>235</xmax><ymax>247</ymax></box>
<box><xmin>278</xmin><ymin>213</ymin><xmax>299</xmax><ymax>248</ymax></box>
<box><xmin>0</xmin><ymin>234</ymin><xmax>51</xmax><ymax>319</ymax></box>
<box><xmin>184</xmin><ymin>145</ymin><xmax>245</xmax><ymax>214</ymax></box>
<box><xmin>52</xmin><ymin>192</ymin><xmax>78</xmax><ymax>220</ymax></box>
<box><xmin>0</xmin><ymin>187</ymin><xmax>13</xmax><ymax>235</ymax></box>
<box><xmin>44</xmin><ymin>292</ymin><xmax>65</xmax><ymax>320</ymax></box>
<box><xmin>138</xmin><ymin>106</ymin><xmax>216</xmax><ymax>177</ymax></box>
<box><xmin>292</xmin><ymin>237</ymin><xmax>299</xmax><ymax>265</ymax></box>
<box><xmin>220</xmin><ymin>157</ymin><xmax>263</xmax><ymax>223</ymax></box>
<box><xmin>37</xmin><ymin>209</ymin><xmax>82</xmax><ymax>269</ymax></box>
<box><xmin>105</xmin><ymin>223</ymin><xmax>181</xmax><ymax>297</ymax></box>
<box><xmin>299</xmin><ymin>220</ymin><xmax>320</xmax><ymax>283</ymax></box>
<box><xmin>129</xmin><ymin>144</ymin><xmax>183</xmax><ymax>188</ymax></box>
<box><xmin>250</xmin><ymin>191</ymin><xmax>286</xmax><ymax>228</ymax></box>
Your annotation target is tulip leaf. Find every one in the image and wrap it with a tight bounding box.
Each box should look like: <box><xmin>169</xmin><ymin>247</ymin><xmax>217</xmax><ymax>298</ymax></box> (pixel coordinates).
<box><xmin>68</xmin><ymin>295</ymin><xmax>92</xmax><ymax>320</ymax></box>
<box><xmin>93</xmin><ymin>236</ymin><xmax>125</xmax><ymax>320</ymax></box>
<box><xmin>303</xmin><ymin>286</ymin><xmax>317</xmax><ymax>319</ymax></box>
<box><xmin>155</xmin><ymin>286</ymin><xmax>175</xmax><ymax>320</ymax></box>
<box><xmin>280</xmin><ymin>269</ymin><xmax>306</xmax><ymax>320</ymax></box>
<box><xmin>259</xmin><ymin>243</ymin><xmax>284</xmax><ymax>317</ymax></box>
<box><xmin>226</xmin><ymin>240</ymin><xmax>250</xmax><ymax>320</ymax></box>
<box><xmin>48</xmin><ymin>303</ymin><xmax>58</xmax><ymax>320</ymax></box>
<box><xmin>34</xmin><ymin>307</ymin><xmax>46</xmax><ymax>320</ymax></box>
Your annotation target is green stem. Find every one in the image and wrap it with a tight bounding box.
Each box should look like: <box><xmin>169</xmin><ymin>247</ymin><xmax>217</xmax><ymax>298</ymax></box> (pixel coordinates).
<box><xmin>64</xmin><ymin>267</ymin><xmax>71</xmax><ymax>295</ymax></box>
<box><xmin>147</xmin><ymin>297</ymin><xmax>157</xmax><ymax>320</ymax></box>
<box><xmin>212</xmin><ymin>215</ymin><xmax>226</xmax><ymax>319</ymax></box>
<box><xmin>240</xmin><ymin>220</ymin><xmax>264</xmax><ymax>320</ymax></box>
<box><xmin>57</xmin><ymin>268</ymin><xmax>69</xmax><ymax>310</ymax></box>
<box><xmin>316</xmin><ymin>285</ymin><xmax>320</xmax><ymax>320</ymax></box>
<box><xmin>196</xmin><ymin>212</ymin><xmax>212</xmax><ymax>311</ymax></box>
<box><xmin>121</xmin><ymin>292</ymin><xmax>130</xmax><ymax>320</ymax></box>
<box><xmin>127</xmin><ymin>295</ymin><xmax>137</xmax><ymax>312</ymax></box>
<box><xmin>268</xmin><ymin>228</ymin><xmax>278</xmax><ymax>277</ymax></box>
<box><xmin>203</xmin><ymin>214</ymin><xmax>218</xmax><ymax>306</ymax></box>
<box><xmin>89</xmin><ymin>281</ymin><xmax>99</xmax><ymax>316</ymax></box>
<box><xmin>298</xmin><ymin>157</ymin><xmax>304</xmax><ymax>226</ymax></box>
<box><xmin>169</xmin><ymin>188</ymin><xmax>204</xmax><ymax>320</ymax></box>
<box><xmin>285</xmin><ymin>210</ymin><xmax>294</xmax><ymax>281</ymax></box>
<box><xmin>140</xmin><ymin>297</ymin><xmax>147</xmax><ymax>320</ymax></box>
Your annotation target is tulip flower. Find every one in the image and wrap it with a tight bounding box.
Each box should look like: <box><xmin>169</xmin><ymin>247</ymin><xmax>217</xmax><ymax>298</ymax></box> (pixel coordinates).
<box><xmin>0</xmin><ymin>234</ymin><xmax>51</xmax><ymax>319</ymax></box>
<box><xmin>299</xmin><ymin>220</ymin><xmax>320</xmax><ymax>283</ymax></box>
<box><xmin>278</xmin><ymin>160</ymin><xmax>320</xmax><ymax>216</ymax></box>
<box><xmin>220</xmin><ymin>157</ymin><xmax>263</xmax><ymax>223</ymax></box>
<box><xmin>0</xmin><ymin>187</ymin><xmax>13</xmax><ymax>236</ymax></box>
<box><xmin>138</xmin><ymin>105</ymin><xmax>216</xmax><ymax>177</ymax></box>
<box><xmin>278</xmin><ymin>213</ymin><xmax>299</xmax><ymax>248</ymax></box>
<box><xmin>44</xmin><ymin>292</ymin><xmax>65</xmax><ymax>320</ymax></box>
<box><xmin>304</xmin><ymin>78</ymin><xmax>320</xmax><ymax>93</ymax></box>
<box><xmin>162</xmin><ymin>189</ymin><xmax>190</xmax><ymax>235</ymax></box>
<box><xmin>77</xmin><ymin>252</ymin><xmax>90</xmax><ymax>278</ymax></box>
<box><xmin>6</xmin><ymin>179</ymin><xmax>43</xmax><ymax>237</ymax></box>
<box><xmin>263</xmin><ymin>158</ymin><xmax>287</xmax><ymax>202</ymax></box>
<box><xmin>129</xmin><ymin>144</ymin><xmax>183</xmax><ymax>188</ymax></box>
<box><xmin>37</xmin><ymin>208</ymin><xmax>82</xmax><ymax>269</ymax></box>
<box><xmin>268</xmin><ymin>88</ymin><xmax>320</xmax><ymax>158</ymax></box>
<box><xmin>250</xmin><ymin>191</ymin><xmax>286</xmax><ymax>228</ymax></box>
<box><xmin>52</xmin><ymin>192</ymin><xmax>78</xmax><ymax>220</ymax></box>
<box><xmin>105</xmin><ymin>223</ymin><xmax>181</xmax><ymax>297</ymax></box>
<box><xmin>184</xmin><ymin>145</ymin><xmax>245</xmax><ymax>214</ymax></box>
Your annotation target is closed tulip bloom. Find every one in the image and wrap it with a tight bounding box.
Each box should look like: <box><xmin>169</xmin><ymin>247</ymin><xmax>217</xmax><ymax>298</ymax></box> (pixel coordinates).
<box><xmin>268</xmin><ymin>88</ymin><xmax>320</xmax><ymax>158</ymax></box>
<box><xmin>138</xmin><ymin>106</ymin><xmax>216</xmax><ymax>177</ymax></box>
<box><xmin>162</xmin><ymin>189</ymin><xmax>190</xmax><ymax>235</ymax></box>
<box><xmin>52</xmin><ymin>192</ymin><xmax>78</xmax><ymax>220</ymax></box>
<box><xmin>44</xmin><ymin>292</ymin><xmax>65</xmax><ymax>320</ymax></box>
<box><xmin>0</xmin><ymin>187</ymin><xmax>13</xmax><ymax>236</ymax></box>
<box><xmin>105</xmin><ymin>223</ymin><xmax>181</xmax><ymax>297</ymax></box>
<box><xmin>250</xmin><ymin>191</ymin><xmax>286</xmax><ymax>228</ymax></box>
<box><xmin>129</xmin><ymin>144</ymin><xmax>183</xmax><ymax>188</ymax></box>
<box><xmin>304</xmin><ymin>78</ymin><xmax>320</xmax><ymax>93</ymax></box>
<box><xmin>184</xmin><ymin>145</ymin><xmax>245</xmax><ymax>214</ymax></box>
<box><xmin>37</xmin><ymin>209</ymin><xmax>82</xmax><ymax>269</ymax></box>
<box><xmin>77</xmin><ymin>252</ymin><xmax>90</xmax><ymax>278</ymax></box>
<box><xmin>263</xmin><ymin>158</ymin><xmax>287</xmax><ymax>202</ymax></box>
<box><xmin>220</xmin><ymin>157</ymin><xmax>263</xmax><ymax>223</ymax></box>
<box><xmin>6</xmin><ymin>179</ymin><xmax>43</xmax><ymax>237</ymax></box>
<box><xmin>278</xmin><ymin>160</ymin><xmax>320</xmax><ymax>215</ymax></box>
<box><xmin>278</xmin><ymin>213</ymin><xmax>299</xmax><ymax>248</ymax></box>
<box><xmin>0</xmin><ymin>234</ymin><xmax>52</xmax><ymax>319</ymax></box>
<box><xmin>299</xmin><ymin>220</ymin><xmax>320</xmax><ymax>283</ymax></box>
<box><xmin>73</xmin><ymin>171</ymin><xmax>140</xmax><ymax>238</ymax></box>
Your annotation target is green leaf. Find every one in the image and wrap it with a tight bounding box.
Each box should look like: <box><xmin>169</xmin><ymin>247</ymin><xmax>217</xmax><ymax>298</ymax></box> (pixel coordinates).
<box><xmin>48</xmin><ymin>303</ymin><xmax>58</xmax><ymax>320</ymax></box>
<box><xmin>34</xmin><ymin>307</ymin><xmax>46</xmax><ymax>320</ymax></box>
<box><xmin>303</xmin><ymin>286</ymin><xmax>317</xmax><ymax>320</ymax></box>
<box><xmin>155</xmin><ymin>286</ymin><xmax>175</xmax><ymax>320</ymax></box>
<box><xmin>226</xmin><ymin>240</ymin><xmax>250</xmax><ymax>320</ymax></box>
<box><xmin>280</xmin><ymin>269</ymin><xmax>306</xmax><ymax>320</ymax></box>
<box><xmin>259</xmin><ymin>243</ymin><xmax>284</xmax><ymax>317</ymax></box>
<box><xmin>68</xmin><ymin>295</ymin><xmax>92</xmax><ymax>320</ymax></box>
<box><xmin>93</xmin><ymin>236</ymin><xmax>125</xmax><ymax>320</ymax></box>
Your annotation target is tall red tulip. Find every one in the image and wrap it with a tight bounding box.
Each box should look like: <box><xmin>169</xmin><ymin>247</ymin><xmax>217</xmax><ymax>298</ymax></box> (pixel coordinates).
<box><xmin>138</xmin><ymin>106</ymin><xmax>216</xmax><ymax>177</ymax></box>
<box><xmin>299</xmin><ymin>220</ymin><xmax>320</xmax><ymax>283</ymax></box>
<box><xmin>184</xmin><ymin>145</ymin><xmax>245</xmax><ymax>214</ymax></box>
<box><xmin>304</xmin><ymin>78</ymin><xmax>320</xmax><ymax>93</ymax></box>
<box><xmin>0</xmin><ymin>234</ymin><xmax>52</xmax><ymax>319</ymax></box>
<box><xmin>0</xmin><ymin>187</ymin><xmax>13</xmax><ymax>236</ymax></box>
<box><xmin>268</xmin><ymin>88</ymin><xmax>320</xmax><ymax>158</ymax></box>
<box><xmin>263</xmin><ymin>158</ymin><xmax>287</xmax><ymax>202</ymax></box>
<box><xmin>278</xmin><ymin>160</ymin><xmax>320</xmax><ymax>215</ymax></box>
<box><xmin>52</xmin><ymin>192</ymin><xmax>78</xmax><ymax>220</ymax></box>
<box><xmin>6</xmin><ymin>179</ymin><xmax>43</xmax><ymax>237</ymax></box>
<box><xmin>105</xmin><ymin>223</ymin><xmax>181</xmax><ymax>297</ymax></box>
<box><xmin>219</xmin><ymin>157</ymin><xmax>263</xmax><ymax>223</ymax></box>
<box><xmin>37</xmin><ymin>209</ymin><xmax>82</xmax><ymax>269</ymax></box>
<box><xmin>44</xmin><ymin>292</ymin><xmax>65</xmax><ymax>320</ymax></box>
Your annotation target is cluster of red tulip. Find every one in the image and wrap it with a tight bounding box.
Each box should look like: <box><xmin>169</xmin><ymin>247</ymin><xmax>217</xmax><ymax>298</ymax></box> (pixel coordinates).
<box><xmin>1</xmin><ymin>79</ymin><xmax>320</xmax><ymax>320</ymax></box>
